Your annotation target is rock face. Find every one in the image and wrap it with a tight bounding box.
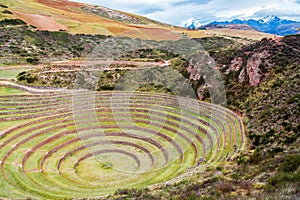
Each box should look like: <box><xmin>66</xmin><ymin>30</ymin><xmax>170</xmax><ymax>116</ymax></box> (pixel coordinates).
<box><xmin>82</xmin><ymin>5</ymin><xmax>140</xmax><ymax>23</ymax></box>
<box><xmin>227</xmin><ymin>38</ymin><xmax>283</xmax><ymax>86</ymax></box>
<box><xmin>228</xmin><ymin>56</ymin><xmax>243</xmax><ymax>72</ymax></box>
<box><xmin>187</xmin><ymin>64</ymin><xmax>201</xmax><ymax>81</ymax></box>
<box><xmin>245</xmin><ymin>50</ymin><xmax>269</xmax><ymax>86</ymax></box>
<box><xmin>224</xmin><ymin>35</ymin><xmax>300</xmax><ymax>86</ymax></box>
<box><xmin>230</xmin><ymin>49</ymin><xmax>271</xmax><ymax>86</ymax></box>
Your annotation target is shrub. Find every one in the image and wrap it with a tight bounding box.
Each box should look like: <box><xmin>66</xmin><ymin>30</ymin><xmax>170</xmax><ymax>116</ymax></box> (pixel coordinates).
<box><xmin>267</xmin><ymin>170</ymin><xmax>300</xmax><ymax>187</ymax></box>
<box><xmin>0</xmin><ymin>4</ymin><xmax>8</xmax><ymax>8</ymax></box>
<box><xmin>269</xmin><ymin>147</ymin><xmax>283</xmax><ymax>157</ymax></box>
<box><xmin>248</xmin><ymin>149</ymin><xmax>263</xmax><ymax>164</ymax></box>
<box><xmin>0</xmin><ymin>19</ymin><xmax>26</xmax><ymax>26</ymax></box>
<box><xmin>216</xmin><ymin>166</ymin><xmax>223</xmax><ymax>171</ymax></box>
<box><xmin>2</xmin><ymin>10</ymin><xmax>12</xmax><ymax>14</ymax></box>
<box><xmin>215</xmin><ymin>181</ymin><xmax>234</xmax><ymax>193</ymax></box>
<box><xmin>284</xmin><ymin>135</ymin><xmax>297</xmax><ymax>144</ymax></box>
<box><xmin>26</xmin><ymin>57</ymin><xmax>39</xmax><ymax>65</ymax></box>
<box><xmin>279</xmin><ymin>154</ymin><xmax>300</xmax><ymax>172</ymax></box>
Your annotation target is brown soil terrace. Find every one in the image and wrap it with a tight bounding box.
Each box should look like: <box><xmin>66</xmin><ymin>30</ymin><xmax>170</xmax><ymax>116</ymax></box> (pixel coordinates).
<box><xmin>14</xmin><ymin>11</ymin><xmax>67</xmax><ymax>31</ymax></box>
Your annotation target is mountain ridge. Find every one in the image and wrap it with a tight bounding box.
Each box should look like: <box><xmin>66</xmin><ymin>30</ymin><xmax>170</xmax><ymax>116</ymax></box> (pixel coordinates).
<box><xmin>183</xmin><ymin>15</ymin><xmax>300</xmax><ymax>36</ymax></box>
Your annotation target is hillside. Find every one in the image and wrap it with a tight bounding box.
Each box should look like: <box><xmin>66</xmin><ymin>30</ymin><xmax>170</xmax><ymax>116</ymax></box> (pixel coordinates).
<box><xmin>0</xmin><ymin>0</ymin><xmax>183</xmax><ymax>40</ymax></box>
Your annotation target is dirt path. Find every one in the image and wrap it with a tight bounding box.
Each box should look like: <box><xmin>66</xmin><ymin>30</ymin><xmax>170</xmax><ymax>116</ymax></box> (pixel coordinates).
<box><xmin>0</xmin><ymin>80</ymin><xmax>66</xmax><ymax>93</ymax></box>
<box><xmin>0</xmin><ymin>65</ymin><xmax>44</xmax><ymax>70</ymax></box>
<box><xmin>0</xmin><ymin>60</ymin><xmax>170</xmax><ymax>70</ymax></box>
<box><xmin>50</xmin><ymin>60</ymin><xmax>170</xmax><ymax>67</ymax></box>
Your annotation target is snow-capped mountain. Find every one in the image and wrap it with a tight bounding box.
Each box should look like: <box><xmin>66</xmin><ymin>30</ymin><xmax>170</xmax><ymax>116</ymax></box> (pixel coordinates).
<box><xmin>183</xmin><ymin>15</ymin><xmax>300</xmax><ymax>36</ymax></box>
<box><xmin>258</xmin><ymin>15</ymin><xmax>279</xmax><ymax>24</ymax></box>
<box><xmin>208</xmin><ymin>15</ymin><xmax>300</xmax><ymax>36</ymax></box>
<box><xmin>180</xmin><ymin>17</ymin><xmax>202</xmax><ymax>30</ymax></box>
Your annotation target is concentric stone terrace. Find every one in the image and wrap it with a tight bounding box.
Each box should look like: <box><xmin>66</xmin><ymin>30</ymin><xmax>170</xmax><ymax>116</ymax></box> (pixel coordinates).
<box><xmin>0</xmin><ymin>91</ymin><xmax>245</xmax><ymax>199</ymax></box>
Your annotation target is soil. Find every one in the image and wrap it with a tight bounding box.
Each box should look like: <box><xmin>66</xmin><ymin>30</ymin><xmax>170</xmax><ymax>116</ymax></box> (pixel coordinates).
<box><xmin>14</xmin><ymin>11</ymin><xmax>67</xmax><ymax>31</ymax></box>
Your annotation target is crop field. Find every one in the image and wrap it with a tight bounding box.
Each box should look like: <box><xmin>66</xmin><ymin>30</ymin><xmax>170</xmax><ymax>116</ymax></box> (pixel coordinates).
<box><xmin>0</xmin><ymin>69</ymin><xmax>32</xmax><ymax>80</ymax></box>
<box><xmin>0</xmin><ymin>86</ymin><xmax>246</xmax><ymax>199</ymax></box>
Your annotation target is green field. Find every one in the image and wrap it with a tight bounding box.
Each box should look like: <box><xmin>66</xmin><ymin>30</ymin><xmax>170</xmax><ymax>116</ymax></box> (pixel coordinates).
<box><xmin>0</xmin><ymin>88</ymin><xmax>246</xmax><ymax>199</ymax></box>
<box><xmin>0</xmin><ymin>69</ymin><xmax>30</xmax><ymax>80</ymax></box>
<box><xmin>0</xmin><ymin>86</ymin><xmax>26</xmax><ymax>95</ymax></box>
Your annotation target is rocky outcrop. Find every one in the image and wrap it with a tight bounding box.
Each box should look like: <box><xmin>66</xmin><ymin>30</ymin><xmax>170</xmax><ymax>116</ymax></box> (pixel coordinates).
<box><xmin>225</xmin><ymin>35</ymin><xmax>300</xmax><ymax>86</ymax></box>
<box><xmin>187</xmin><ymin>64</ymin><xmax>201</xmax><ymax>81</ymax></box>
<box><xmin>246</xmin><ymin>50</ymin><xmax>271</xmax><ymax>86</ymax></box>
<box><xmin>228</xmin><ymin>56</ymin><xmax>243</xmax><ymax>72</ymax></box>
<box><xmin>227</xmin><ymin>38</ymin><xmax>284</xmax><ymax>86</ymax></box>
<box><xmin>82</xmin><ymin>6</ymin><xmax>141</xmax><ymax>24</ymax></box>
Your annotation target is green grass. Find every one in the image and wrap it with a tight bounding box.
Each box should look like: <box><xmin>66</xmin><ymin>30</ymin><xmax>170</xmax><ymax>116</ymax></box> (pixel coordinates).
<box><xmin>0</xmin><ymin>120</ymin><xmax>32</xmax><ymax>132</ymax></box>
<box><xmin>0</xmin><ymin>86</ymin><xmax>26</xmax><ymax>95</ymax></box>
<box><xmin>0</xmin><ymin>69</ymin><xmax>30</xmax><ymax>80</ymax></box>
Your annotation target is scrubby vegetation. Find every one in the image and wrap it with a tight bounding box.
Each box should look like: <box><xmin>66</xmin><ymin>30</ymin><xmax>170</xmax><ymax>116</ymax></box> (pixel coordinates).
<box><xmin>0</xmin><ymin>18</ymin><xmax>25</xmax><ymax>26</ymax></box>
<box><xmin>0</xmin><ymin>23</ymin><xmax>109</xmax><ymax>65</ymax></box>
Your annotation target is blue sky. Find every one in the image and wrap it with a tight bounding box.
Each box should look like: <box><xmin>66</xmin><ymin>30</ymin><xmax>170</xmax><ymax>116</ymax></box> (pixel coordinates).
<box><xmin>73</xmin><ymin>0</ymin><xmax>300</xmax><ymax>25</ymax></box>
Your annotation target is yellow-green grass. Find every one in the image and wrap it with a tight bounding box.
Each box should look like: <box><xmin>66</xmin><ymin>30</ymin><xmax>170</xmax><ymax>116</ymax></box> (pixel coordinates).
<box><xmin>179</xmin><ymin>28</ymin><xmax>273</xmax><ymax>40</ymax></box>
<box><xmin>0</xmin><ymin>91</ymin><xmax>245</xmax><ymax>199</ymax></box>
<box><xmin>0</xmin><ymin>86</ymin><xmax>26</xmax><ymax>95</ymax></box>
<box><xmin>0</xmin><ymin>69</ymin><xmax>30</xmax><ymax>80</ymax></box>
<box><xmin>0</xmin><ymin>120</ymin><xmax>32</xmax><ymax>133</ymax></box>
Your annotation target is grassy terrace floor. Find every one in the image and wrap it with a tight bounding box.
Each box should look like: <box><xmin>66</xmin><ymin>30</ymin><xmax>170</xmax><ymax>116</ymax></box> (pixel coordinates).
<box><xmin>0</xmin><ymin>88</ymin><xmax>246</xmax><ymax>199</ymax></box>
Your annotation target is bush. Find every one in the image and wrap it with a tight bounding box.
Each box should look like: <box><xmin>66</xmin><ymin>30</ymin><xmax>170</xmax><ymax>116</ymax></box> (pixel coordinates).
<box><xmin>280</xmin><ymin>154</ymin><xmax>300</xmax><ymax>172</ymax></box>
<box><xmin>268</xmin><ymin>170</ymin><xmax>300</xmax><ymax>187</ymax></box>
<box><xmin>2</xmin><ymin>10</ymin><xmax>12</xmax><ymax>14</ymax></box>
<box><xmin>26</xmin><ymin>57</ymin><xmax>39</xmax><ymax>65</ymax></box>
<box><xmin>248</xmin><ymin>149</ymin><xmax>263</xmax><ymax>164</ymax></box>
<box><xmin>215</xmin><ymin>181</ymin><xmax>234</xmax><ymax>193</ymax></box>
<box><xmin>0</xmin><ymin>4</ymin><xmax>8</xmax><ymax>8</ymax></box>
<box><xmin>0</xmin><ymin>19</ymin><xmax>26</xmax><ymax>26</ymax></box>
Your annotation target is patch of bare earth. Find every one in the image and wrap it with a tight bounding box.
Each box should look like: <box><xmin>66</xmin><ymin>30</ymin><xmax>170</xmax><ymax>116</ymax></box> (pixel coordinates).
<box><xmin>14</xmin><ymin>12</ymin><xmax>67</xmax><ymax>31</ymax></box>
<box><xmin>119</xmin><ymin>26</ymin><xmax>181</xmax><ymax>41</ymax></box>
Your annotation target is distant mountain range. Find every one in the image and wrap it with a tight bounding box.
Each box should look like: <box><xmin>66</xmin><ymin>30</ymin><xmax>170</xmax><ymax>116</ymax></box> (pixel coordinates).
<box><xmin>183</xmin><ymin>15</ymin><xmax>300</xmax><ymax>36</ymax></box>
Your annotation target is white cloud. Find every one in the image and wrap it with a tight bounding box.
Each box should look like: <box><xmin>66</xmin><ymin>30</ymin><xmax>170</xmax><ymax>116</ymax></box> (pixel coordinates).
<box><xmin>73</xmin><ymin>0</ymin><xmax>300</xmax><ymax>25</ymax></box>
